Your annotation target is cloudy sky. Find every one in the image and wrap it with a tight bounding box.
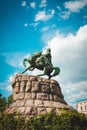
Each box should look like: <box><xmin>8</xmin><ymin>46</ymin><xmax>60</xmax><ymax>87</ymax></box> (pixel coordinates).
<box><xmin>0</xmin><ymin>0</ymin><xmax>87</xmax><ymax>108</ymax></box>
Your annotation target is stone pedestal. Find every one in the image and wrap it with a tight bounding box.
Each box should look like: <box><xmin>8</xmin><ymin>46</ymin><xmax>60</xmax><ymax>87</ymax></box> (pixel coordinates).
<box><xmin>6</xmin><ymin>74</ymin><xmax>72</xmax><ymax>118</ymax></box>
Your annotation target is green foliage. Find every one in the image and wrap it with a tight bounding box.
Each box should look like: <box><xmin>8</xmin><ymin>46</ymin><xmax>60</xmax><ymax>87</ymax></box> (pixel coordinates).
<box><xmin>0</xmin><ymin>94</ymin><xmax>13</xmax><ymax>112</ymax></box>
<box><xmin>0</xmin><ymin>94</ymin><xmax>87</xmax><ymax>130</ymax></box>
<box><xmin>25</xmin><ymin>110</ymin><xmax>87</xmax><ymax>130</ymax></box>
<box><xmin>7</xmin><ymin>95</ymin><xmax>13</xmax><ymax>106</ymax></box>
<box><xmin>25</xmin><ymin>113</ymin><xmax>59</xmax><ymax>130</ymax></box>
<box><xmin>0</xmin><ymin>94</ymin><xmax>7</xmax><ymax>112</ymax></box>
<box><xmin>0</xmin><ymin>109</ymin><xmax>87</xmax><ymax>130</ymax></box>
<box><xmin>57</xmin><ymin>109</ymin><xmax>87</xmax><ymax>130</ymax></box>
<box><xmin>0</xmin><ymin>113</ymin><xmax>25</xmax><ymax>130</ymax></box>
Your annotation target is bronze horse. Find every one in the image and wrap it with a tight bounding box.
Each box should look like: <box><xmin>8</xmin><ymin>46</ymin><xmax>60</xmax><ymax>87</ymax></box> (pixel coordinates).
<box><xmin>22</xmin><ymin>48</ymin><xmax>60</xmax><ymax>79</ymax></box>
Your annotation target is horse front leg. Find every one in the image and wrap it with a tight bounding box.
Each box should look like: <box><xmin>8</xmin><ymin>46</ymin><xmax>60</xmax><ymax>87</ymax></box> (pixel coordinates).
<box><xmin>21</xmin><ymin>66</ymin><xmax>34</xmax><ymax>74</ymax></box>
<box><xmin>21</xmin><ymin>67</ymin><xmax>30</xmax><ymax>74</ymax></box>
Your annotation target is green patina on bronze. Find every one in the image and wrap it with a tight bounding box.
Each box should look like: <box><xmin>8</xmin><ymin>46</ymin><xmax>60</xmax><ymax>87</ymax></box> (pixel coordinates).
<box><xmin>22</xmin><ymin>48</ymin><xmax>60</xmax><ymax>79</ymax></box>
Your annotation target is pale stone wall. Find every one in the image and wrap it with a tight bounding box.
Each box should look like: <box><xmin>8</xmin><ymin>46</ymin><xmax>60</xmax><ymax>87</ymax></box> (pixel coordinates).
<box><xmin>6</xmin><ymin>74</ymin><xmax>72</xmax><ymax>119</ymax></box>
<box><xmin>77</xmin><ymin>100</ymin><xmax>87</xmax><ymax>116</ymax></box>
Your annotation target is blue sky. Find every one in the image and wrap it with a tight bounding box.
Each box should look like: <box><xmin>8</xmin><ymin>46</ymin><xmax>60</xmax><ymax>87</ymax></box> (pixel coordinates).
<box><xmin>0</xmin><ymin>0</ymin><xmax>87</xmax><ymax>108</ymax></box>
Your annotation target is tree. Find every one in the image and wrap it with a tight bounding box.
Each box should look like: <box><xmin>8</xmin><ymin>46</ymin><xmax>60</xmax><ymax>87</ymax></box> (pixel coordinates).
<box><xmin>0</xmin><ymin>94</ymin><xmax>7</xmax><ymax>112</ymax></box>
<box><xmin>7</xmin><ymin>95</ymin><xmax>13</xmax><ymax>106</ymax></box>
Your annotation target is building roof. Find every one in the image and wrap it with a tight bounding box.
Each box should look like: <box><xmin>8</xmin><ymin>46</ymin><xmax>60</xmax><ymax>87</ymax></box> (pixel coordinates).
<box><xmin>77</xmin><ymin>99</ymin><xmax>87</xmax><ymax>103</ymax></box>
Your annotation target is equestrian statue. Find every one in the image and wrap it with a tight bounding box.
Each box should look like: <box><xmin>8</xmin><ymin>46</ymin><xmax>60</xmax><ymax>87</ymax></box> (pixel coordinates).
<box><xmin>22</xmin><ymin>48</ymin><xmax>60</xmax><ymax>79</ymax></box>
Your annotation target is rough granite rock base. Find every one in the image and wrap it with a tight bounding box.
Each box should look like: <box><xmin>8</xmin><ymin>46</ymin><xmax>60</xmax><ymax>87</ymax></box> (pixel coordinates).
<box><xmin>6</xmin><ymin>74</ymin><xmax>73</xmax><ymax>119</ymax></box>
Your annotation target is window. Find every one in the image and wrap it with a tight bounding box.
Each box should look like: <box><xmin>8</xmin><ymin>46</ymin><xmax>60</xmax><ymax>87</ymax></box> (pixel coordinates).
<box><xmin>85</xmin><ymin>105</ymin><xmax>87</xmax><ymax>110</ymax></box>
<box><xmin>81</xmin><ymin>106</ymin><xmax>83</xmax><ymax>111</ymax></box>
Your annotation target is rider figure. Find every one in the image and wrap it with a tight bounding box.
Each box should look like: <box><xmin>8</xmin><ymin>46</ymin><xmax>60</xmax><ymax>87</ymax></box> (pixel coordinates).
<box><xmin>36</xmin><ymin>48</ymin><xmax>53</xmax><ymax>67</ymax></box>
<box><xmin>43</xmin><ymin>48</ymin><xmax>53</xmax><ymax>67</ymax></box>
<box><xmin>22</xmin><ymin>48</ymin><xmax>60</xmax><ymax>79</ymax></box>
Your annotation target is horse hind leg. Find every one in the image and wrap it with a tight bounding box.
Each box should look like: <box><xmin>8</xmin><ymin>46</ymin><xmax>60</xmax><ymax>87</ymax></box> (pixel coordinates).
<box><xmin>38</xmin><ymin>68</ymin><xmax>51</xmax><ymax>79</ymax></box>
<box><xmin>51</xmin><ymin>67</ymin><xmax>60</xmax><ymax>78</ymax></box>
<box><xmin>49</xmin><ymin>74</ymin><xmax>52</xmax><ymax>79</ymax></box>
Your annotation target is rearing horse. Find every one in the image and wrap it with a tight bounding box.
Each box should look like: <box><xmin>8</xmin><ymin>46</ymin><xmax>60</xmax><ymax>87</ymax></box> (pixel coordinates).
<box><xmin>22</xmin><ymin>48</ymin><xmax>60</xmax><ymax>79</ymax></box>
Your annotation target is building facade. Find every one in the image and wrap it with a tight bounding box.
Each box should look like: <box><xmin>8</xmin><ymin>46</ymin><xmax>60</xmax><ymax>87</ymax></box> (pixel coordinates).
<box><xmin>77</xmin><ymin>100</ymin><xmax>87</xmax><ymax>116</ymax></box>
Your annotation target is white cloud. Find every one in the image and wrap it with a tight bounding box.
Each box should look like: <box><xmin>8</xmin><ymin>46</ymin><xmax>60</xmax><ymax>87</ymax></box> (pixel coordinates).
<box><xmin>21</xmin><ymin>1</ymin><xmax>27</xmax><ymax>7</ymax></box>
<box><xmin>6</xmin><ymin>85</ymin><xmax>12</xmax><ymax>91</ymax></box>
<box><xmin>64</xmin><ymin>0</ymin><xmax>87</xmax><ymax>12</ymax></box>
<box><xmin>8</xmin><ymin>75</ymin><xmax>14</xmax><ymax>83</ymax></box>
<box><xmin>0</xmin><ymin>52</ymin><xmax>30</xmax><ymax>68</ymax></box>
<box><xmin>41</xmin><ymin>26</ymin><xmax>49</xmax><ymax>32</ymax></box>
<box><xmin>0</xmin><ymin>73</ymin><xmax>17</xmax><ymax>92</ymax></box>
<box><xmin>51</xmin><ymin>24</ymin><xmax>56</xmax><ymax>28</ymax></box>
<box><xmin>40</xmin><ymin>0</ymin><xmax>47</xmax><ymax>8</ymax></box>
<box><xmin>42</xmin><ymin>24</ymin><xmax>87</xmax><ymax>108</ymax></box>
<box><xmin>30</xmin><ymin>2</ymin><xmax>36</xmax><ymax>8</ymax></box>
<box><xmin>84</xmin><ymin>15</ymin><xmax>87</xmax><ymax>19</ymax></box>
<box><xmin>47</xmin><ymin>25</ymin><xmax>87</xmax><ymax>82</ymax></box>
<box><xmin>35</xmin><ymin>9</ymin><xmax>55</xmax><ymax>22</ymax></box>
<box><xmin>61</xmin><ymin>81</ymin><xmax>87</xmax><ymax>108</ymax></box>
<box><xmin>20</xmin><ymin>53</ymin><xmax>30</xmax><ymax>68</ymax></box>
<box><xmin>0</xmin><ymin>82</ymin><xmax>12</xmax><ymax>92</ymax></box>
<box><xmin>41</xmin><ymin>24</ymin><xmax>56</xmax><ymax>32</ymax></box>
<box><xmin>58</xmin><ymin>11</ymin><xmax>70</xmax><ymax>19</ymax></box>
<box><xmin>51</xmin><ymin>9</ymin><xmax>55</xmax><ymax>15</ymax></box>
<box><xmin>29</xmin><ymin>22</ymin><xmax>39</xmax><ymax>30</ymax></box>
<box><xmin>1</xmin><ymin>53</ymin><xmax>23</xmax><ymax>68</ymax></box>
<box><xmin>57</xmin><ymin>6</ymin><xmax>61</xmax><ymax>11</ymax></box>
<box><xmin>1</xmin><ymin>72</ymin><xmax>19</xmax><ymax>93</ymax></box>
<box><xmin>0</xmin><ymin>82</ymin><xmax>7</xmax><ymax>90</ymax></box>
<box><xmin>59</xmin><ymin>0</ymin><xmax>87</xmax><ymax>20</ymax></box>
<box><xmin>24</xmin><ymin>23</ymin><xmax>28</xmax><ymax>27</ymax></box>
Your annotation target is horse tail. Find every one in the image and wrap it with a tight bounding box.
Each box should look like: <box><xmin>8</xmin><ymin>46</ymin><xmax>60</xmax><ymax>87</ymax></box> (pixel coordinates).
<box><xmin>52</xmin><ymin>67</ymin><xmax>60</xmax><ymax>77</ymax></box>
<box><xmin>23</xmin><ymin>58</ymin><xmax>28</xmax><ymax>67</ymax></box>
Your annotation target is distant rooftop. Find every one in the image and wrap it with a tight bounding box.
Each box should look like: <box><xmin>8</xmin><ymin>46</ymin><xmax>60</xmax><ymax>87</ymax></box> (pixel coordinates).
<box><xmin>77</xmin><ymin>99</ymin><xmax>87</xmax><ymax>103</ymax></box>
